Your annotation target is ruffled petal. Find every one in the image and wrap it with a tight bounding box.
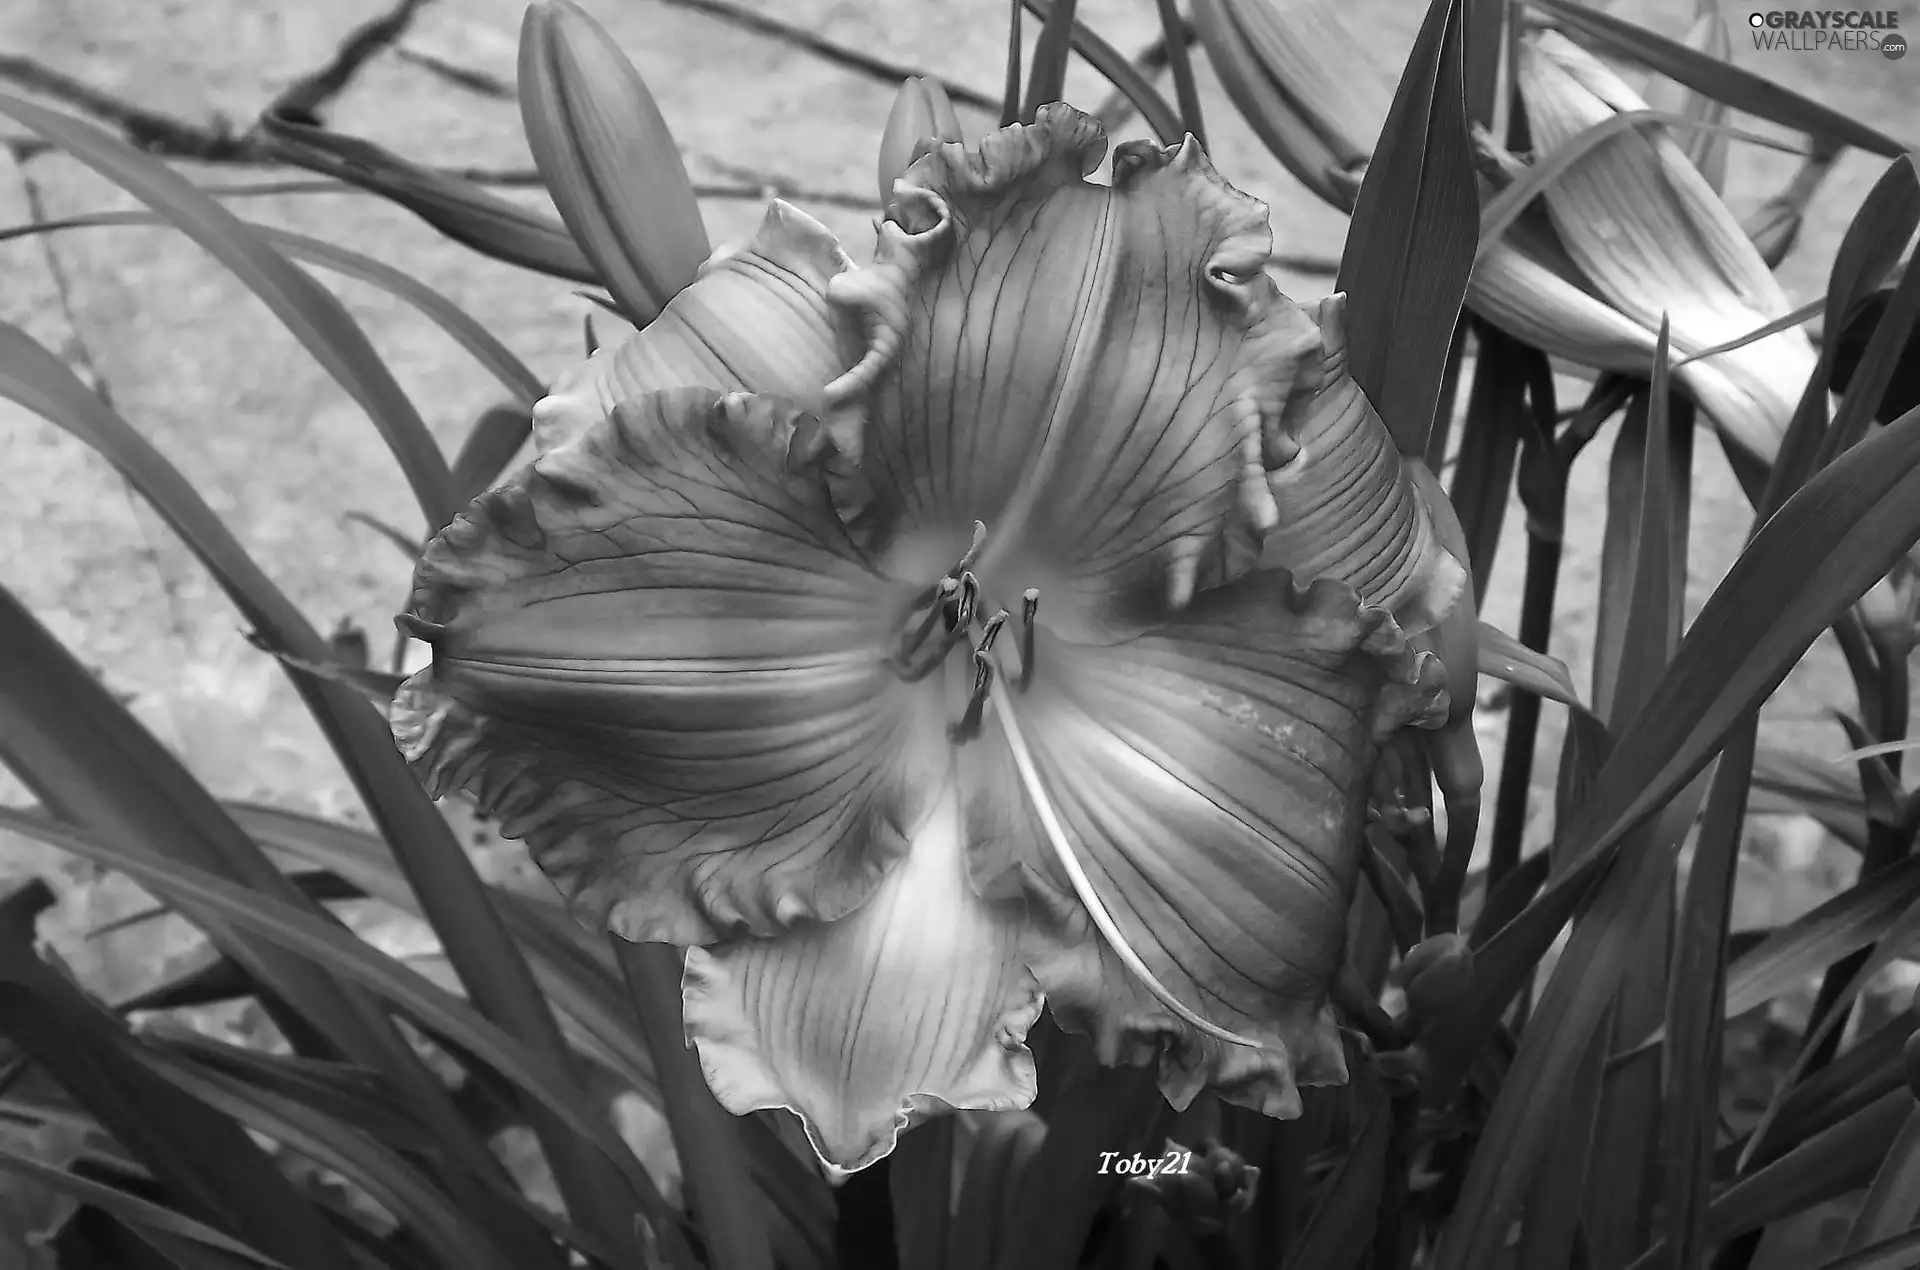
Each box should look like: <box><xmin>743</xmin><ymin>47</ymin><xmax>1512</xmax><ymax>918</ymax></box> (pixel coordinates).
<box><xmin>965</xmin><ymin>573</ymin><xmax>1448</xmax><ymax>1115</ymax></box>
<box><xmin>683</xmin><ymin>774</ymin><xmax>1043</xmax><ymax>1173</ymax></box>
<box><xmin>533</xmin><ymin>202</ymin><xmax>862</xmax><ymax>453</ymax></box>
<box><xmin>391</xmin><ymin>387</ymin><xmax>948</xmax><ymax>945</ymax></box>
<box><xmin>1251</xmin><ymin>294</ymin><xmax>1466</xmax><ymax>636</ymax></box>
<box><xmin>825</xmin><ymin>104</ymin><xmax>1324</xmax><ymax>640</ymax></box>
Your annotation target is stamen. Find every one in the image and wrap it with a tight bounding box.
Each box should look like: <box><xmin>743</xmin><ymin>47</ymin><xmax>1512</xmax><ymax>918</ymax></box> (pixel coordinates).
<box><xmin>947</xmin><ymin>649</ymin><xmax>995</xmax><ymax>742</ymax></box>
<box><xmin>984</xmin><ymin>670</ymin><xmax>1264</xmax><ymax>1051</ymax></box>
<box><xmin>1018</xmin><ymin>589</ymin><xmax>1040</xmax><ymax>690</ymax></box>
<box><xmin>899</xmin><ymin>576</ymin><xmax>959</xmax><ymax>660</ymax></box>
<box><xmin>906</xmin><ymin>520</ymin><xmax>990</xmax><ymax>609</ymax></box>
<box><xmin>977</xmin><ymin>609</ymin><xmax>1009</xmax><ymax>654</ymax></box>
<box><xmin>943</xmin><ymin>571</ymin><xmax>979</xmax><ymax>633</ymax></box>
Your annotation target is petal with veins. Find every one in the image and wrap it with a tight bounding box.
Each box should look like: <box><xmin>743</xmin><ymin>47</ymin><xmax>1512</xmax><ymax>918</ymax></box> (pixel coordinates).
<box><xmin>1254</xmin><ymin>294</ymin><xmax>1466</xmax><ymax>636</ymax></box>
<box><xmin>826</xmin><ymin>104</ymin><xmax>1324</xmax><ymax>640</ymax></box>
<box><xmin>966</xmin><ymin>572</ymin><xmax>1448</xmax><ymax>1114</ymax></box>
<box><xmin>683</xmin><ymin>774</ymin><xmax>1042</xmax><ymax>1173</ymax></box>
<box><xmin>533</xmin><ymin>202</ymin><xmax>862</xmax><ymax>453</ymax></box>
<box><xmin>391</xmin><ymin>387</ymin><xmax>945</xmax><ymax>945</ymax></box>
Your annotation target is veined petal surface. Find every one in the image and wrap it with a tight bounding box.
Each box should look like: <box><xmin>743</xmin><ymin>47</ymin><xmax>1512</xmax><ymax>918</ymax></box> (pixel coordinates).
<box><xmin>825</xmin><ymin>104</ymin><xmax>1323</xmax><ymax>639</ymax></box>
<box><xmin>391</xmin><ymin>388</ymin><xmax>941</xmax><ymax>945</ymax></box>
<box><xmin>1254</xmin><ymin>294</ymin><xmax>1466</xmax><ymax>634</ymax></box>
<box><xmin>967</xmin><ymin>573</ymin><xmax>1449</xmax><ymax>1114</ymax></box>
<box><xmin>683</xmin><ymin>776</ymin><xmax>1042</xmax><ymax>1173</ymax></box>
<box><xmin>533</xmin><ymin>202</ymin><xmax>861</xmax><ymax>453</ymax></box>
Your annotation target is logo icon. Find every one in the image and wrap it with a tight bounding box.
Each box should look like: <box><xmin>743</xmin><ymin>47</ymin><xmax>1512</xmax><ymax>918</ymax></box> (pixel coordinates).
<box><xmin>1749</xmin><ymin>11</ymin><xmax>1766</xmax><ymax>24</ymax></box>
<box><xmin>1886</xmin><ymin>32</ymin><xmax>1910</xmax><ymax>57</ymax></box>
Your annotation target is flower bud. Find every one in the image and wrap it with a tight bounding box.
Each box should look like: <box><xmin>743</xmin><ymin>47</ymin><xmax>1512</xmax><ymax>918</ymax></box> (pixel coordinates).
<box><xmin>877</xmin><ymin>77</ymin><xmax>964</xmax><ymax>205</ymax></box>
<box><xmin>1400</xmin><ymin>933</ymin><xmax>1474</xmax><ymax>1017</ymax></box>
<box><xmin>519</xmin><ymin>0</ymin><xmax>710</xmax><ymax>326</ymax></box>
<box><xmin>1127</xmin><ymin>1138</ymin><xmax>1258</xmax><ymax>1235</ymax></box>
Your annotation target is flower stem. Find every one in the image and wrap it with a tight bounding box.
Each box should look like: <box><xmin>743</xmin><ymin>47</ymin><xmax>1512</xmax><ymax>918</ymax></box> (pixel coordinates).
<box><xmin>612</xmin><ymin>939</ymin><xmax>773</xmax><ymax>1270</ymax></box>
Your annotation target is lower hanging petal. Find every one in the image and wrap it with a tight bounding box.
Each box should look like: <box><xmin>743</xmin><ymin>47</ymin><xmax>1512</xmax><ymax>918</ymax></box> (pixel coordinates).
<box><xmin>967</xmin><ymin>572</ymin><xmax>1448</xmax><ymax>1115</ymax></box>
<box><xmin>682</xmin><ymin>775</ymin><xmax>1043</xmax><ymax>1173</ymax></box>
<box><xmin>391</xmin><ymin>388</ymin><xmax>944</xmax><ymax>947</ymax></box>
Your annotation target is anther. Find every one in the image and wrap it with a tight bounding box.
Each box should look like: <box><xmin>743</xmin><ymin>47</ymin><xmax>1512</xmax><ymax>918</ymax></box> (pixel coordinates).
<box><xmin>1018</xmin><ymin>588</ymin><xmax>1040</xmax><ymax>690</ymax></box>
<box><xmin>899</xmin><ymin>576</ymin><xmax>958</xmax><ymax>659</ymax></box>
<box><xmin>977</xmin><ymin>609</ymin><xmax>1009</xmax><ymax>654</ymax></box>
<box><xmin>943</xmin><ymin>571</ymin><xmax>979</xmax><ymax>633</ymax></box>
<box><xmin>947</xmin><ymin>649</ymin><xmax>995</xmax><ymax>743</ymax></box>
<box><xmin>907</xmin><ymin>521</ymin><xmax>991</xmax><ymax>609</ymax></box>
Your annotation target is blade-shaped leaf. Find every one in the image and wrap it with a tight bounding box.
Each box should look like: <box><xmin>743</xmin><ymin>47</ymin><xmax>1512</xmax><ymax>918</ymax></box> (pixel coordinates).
<box><xmin>1477</xmin><ymin>620</ymin><xmax>1582</xmax><ymax>708</ymax></box>
<box><xmin>1842</xmin><ymin>1105</ymin><xmax>1920</xmax><ymax>1254</ymax></box>
<box><xmin>258</xmin><ymin>114</ymin><xmax>599</xmax><ymax>284</ymax></box>
<box><xmin>1281</xmin><ymin>1097</ymin><xmax>1391</xmax><ymax>1270</ymax></box>
<box><xmin>0</xmin><ymin>318</ymin><xmax>651</xmax><ymax>1262</ymax></box>
<box><xmin>1432</xmin><ymin>379</ymin><xmax>1920</xmax><ymax>1107</ymax></box>
<box><xmin>0</xmin><ymin>91</ymin><xmax>458</xmax><ymax>532</ymax></box>
<box><xmin>0</xmin><ymin>1150</ymin><xmax>291</xmax><ymax>1270</ymax></box>
<box><xmin>452</xmin><ymin>403</ymin><xmax>535</xmax><ymax>500</ymax></box>
<box><xmin>0</xmin><ymin>211</ymin><xmax>545</xmax><ymax>408</ymax></box>
<box><xmin>1336</xmin><ymin>0</ymin><xmax>1478</xmax><ymax>456</ymax></box>
<box><xmin>0</xmin><ymin>805</ymin><xmax>690</xmax><ymax>1259</ymax></box>
<box><xmin>1021</xmin><ymin>0</ymin><xmax>1078</xmax><ymax>121</ymax></box>
<box><xmin>1019</xmin><ymin>0</ymin><xmax>1183</xmax><ymax>143</ymax></box>
<box><xmin>1659</xmin><ymin>719</ymin><xmax>1755</xmax><ymax>1269</ymax></box>
<box><xmin>0</xmin><ymin>964</ymin><xmax>353</xmax><ymax>1269</ymax></box>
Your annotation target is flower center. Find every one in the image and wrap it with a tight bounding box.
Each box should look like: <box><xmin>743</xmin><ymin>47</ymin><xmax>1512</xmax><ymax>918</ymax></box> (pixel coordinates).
<box><xmin>879</xmin><ymin>520</ymin><xmax>1042</xmax><ymax>744</ymax></box>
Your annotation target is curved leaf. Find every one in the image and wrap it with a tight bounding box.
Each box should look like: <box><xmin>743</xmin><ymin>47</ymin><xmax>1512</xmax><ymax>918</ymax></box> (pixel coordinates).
<box><xmin>0</xmin><ymin>90</ymin><xmax>458</xmax><ymax>531</ymax></box>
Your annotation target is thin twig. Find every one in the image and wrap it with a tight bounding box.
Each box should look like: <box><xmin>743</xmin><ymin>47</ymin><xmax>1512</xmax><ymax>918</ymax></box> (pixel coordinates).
<box><xmin>651</xmin><ymin>0</ymin><xmax>1000</xmax><ymax>112</ymax></box>
<box><xmin>267</xmin><ymin>0</ymin><xmax>432</xmax><ymax>125</ymax></box>
<box><xmin>2</xmin><ymin>0</ymin><xmax>428</xmax><ymax>161</ymax></box>
<box><xmin>394</xmin><ymin>46</ymin><xmax>515</xmax><ymax>100</ymax></box>
<box><xmin>0</xmin><ymin>55</ymin><xmax>265</xmax><ymax>162</ymax></box>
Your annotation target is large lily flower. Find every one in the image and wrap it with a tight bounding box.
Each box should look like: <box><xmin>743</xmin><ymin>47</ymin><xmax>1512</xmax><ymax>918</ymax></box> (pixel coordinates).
<box><xmin>390</xmin><ymin>105</ymin><xmax>1455</xmax><ymax>1172</ymax></box>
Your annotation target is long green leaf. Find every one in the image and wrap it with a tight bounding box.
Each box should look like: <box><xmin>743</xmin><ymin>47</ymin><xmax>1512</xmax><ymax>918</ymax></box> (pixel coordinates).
<box><xmin>0</xmin><ymin>316</ymin><xmax>647</xmax><ymax>1259</ymax></box>
<box><xmin>1584</xmin><ymin>331</ymin><xmax>1685</xmax><ymax>1267</ymax></box>
<box><xmin>1335</xmin><ymin>0</ymin><xmax>1478</xmax><ymax>456</ymax></box>
<box><xmin>0</xmin><ymin>804</ymin><xmax>695</xmax><ymax>1263</ymax></box>
<box><xmin>0</xmin><ymin>210</ymin><xmax>543</xmax><ymax>408</ymax></box>
<box><xmin>1432</xmin><ymin>384</ymin><xmax>1920</xmax><ymax>1110</ymax></box>
<box><xmin>1019</xmin><ymin>0</ymin><xmax>1183</xmax><ymax>143</ymax></box>
<box><xmin>1476</xmin><ymin>620</ymin><xmax>1582</xmax><ymax>708</ymax></box>
<box><xmin>130</xmin><ymin>1044</ymin><xmax>527</xmax><ymax>1270</ymax></box>
<box><xmin>1021</xmin><ymin>0</ymin><xmax>1078</xmax><ymax>122</ymax></box>
<box><xmin>1843</xmin><ymin>1106</ymin><xmax>1920</xmax><ymax>1254</ymax></box>
<box><xmin>258</xmin><ymin>114</ymin><xmax>599</xmax><ymax>285</ymax></box>
<box><xmin>1281</xmin><ymin>1098</ymin><xmax>1391</xmax><ymax>1270</ymax></box>
<box><xmin>0</xmin><ymin>974</ymin><xmax>354</xmax><ymax>1270</ymax></box>
<box><xmin>1819</xmin><ymin>1226</ymin><xmax>1920</xmax><ymax>1270</ymax></box>
<box><xmin>1659</xmin><ymin>719</ymin><xmax>1755</xmax><ymax>1269</ymax></box>
<box><xmin>0</xmin><ymin>91</ymin><xmax>458</xmax><ymax>531</ymax></box>
<box><xmin>1436</xmin><ymin>351</ymin><xmax>1920</xmax><ymax>1267</ymax></box>
<box><xmin>0</xmin><ymin>1149</ymin><xmax>292</xmax><ymax>1270</ymax></box>
<box><xmin>1659</xmin><ymin>1088</ymin><xmax>1907</xmax><ymax>1262</ymax></box>
<box><xmin>1523</xmin><ymin>0</ymin><xmax>1910</xmax><ymax>158</ymax></box>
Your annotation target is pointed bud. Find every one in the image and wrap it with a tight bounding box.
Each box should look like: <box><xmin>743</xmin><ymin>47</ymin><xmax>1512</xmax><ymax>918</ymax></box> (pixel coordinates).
<box><xmin>519</xmin><ymin>0</ymin><xmax>710</xmax><ymax>327</ymax></box>
<box><xmin>1126</xmin><ymin>1139</ymin><xmax>1258</xmax><ymax>1236</ymax></box>
<box><xmin>877</xmin><ymin>77</ymin><xmax>964</xmax><ymax>205</ymax></box>
<box><xmin>1400</xmin><ymin>933</ymin><xmax>1473</xmax><ymax>1018</ymax></box>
